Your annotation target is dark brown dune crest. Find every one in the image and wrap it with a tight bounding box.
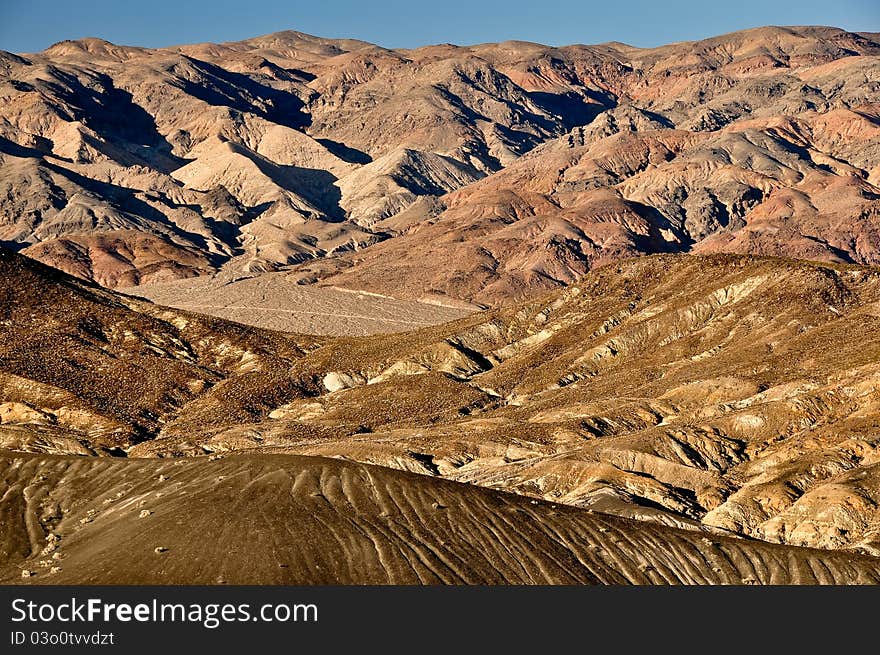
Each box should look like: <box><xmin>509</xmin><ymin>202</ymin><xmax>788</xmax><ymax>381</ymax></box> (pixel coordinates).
<box><xmin>5</xmin><ymin>452</ymin><xmax>880</xmax><ymax>585</ymax></box>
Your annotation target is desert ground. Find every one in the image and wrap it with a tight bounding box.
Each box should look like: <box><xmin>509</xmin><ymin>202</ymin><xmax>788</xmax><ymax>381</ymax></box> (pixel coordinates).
<box><xmin>121</xmin><ymin>274</ymin><xmax>472</xmax><ymax>335</ymax></box>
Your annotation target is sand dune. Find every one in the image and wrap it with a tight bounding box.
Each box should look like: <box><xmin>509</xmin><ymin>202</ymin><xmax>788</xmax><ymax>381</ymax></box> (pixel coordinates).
<box><xmin>4</xmin><ymin>452</ymin><xmax>880</xmax><ymax>585</ymax></box>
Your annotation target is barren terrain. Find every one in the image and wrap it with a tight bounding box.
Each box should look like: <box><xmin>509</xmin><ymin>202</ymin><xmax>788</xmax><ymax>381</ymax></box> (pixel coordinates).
<box><xmin>122</xmin><ymin>274</ymin><xmax>472</xmax><ymax>335</ymax></box>
<box><xmin>3</xmin><ymin>24</ymin><xmax>880</xmax><ymax>585</ymax></box>
<box><xmin>4</xmin><ymin>452</ymin><xmax>880</xmax><ymax>584</ymax></box>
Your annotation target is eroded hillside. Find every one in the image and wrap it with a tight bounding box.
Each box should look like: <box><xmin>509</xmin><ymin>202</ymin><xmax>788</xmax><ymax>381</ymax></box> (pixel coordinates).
<box><xmin>3</xmin><ymin>248</ymin><xmax>880</xmax><ymax>562</ymax></box>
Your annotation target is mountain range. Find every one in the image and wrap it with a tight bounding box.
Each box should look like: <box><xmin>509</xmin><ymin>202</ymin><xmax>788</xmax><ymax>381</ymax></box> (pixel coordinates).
<box><xmin>1</xmin><ymin>26</ymin><xmax>879</xmax><ymax>306</ymax></box>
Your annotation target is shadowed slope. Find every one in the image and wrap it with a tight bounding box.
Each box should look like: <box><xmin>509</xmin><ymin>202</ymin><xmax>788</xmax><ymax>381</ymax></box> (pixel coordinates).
<box><xmin>0</xmin><ymin>247</ymin><xmax>320</xmax><ymax>452</ymax></box>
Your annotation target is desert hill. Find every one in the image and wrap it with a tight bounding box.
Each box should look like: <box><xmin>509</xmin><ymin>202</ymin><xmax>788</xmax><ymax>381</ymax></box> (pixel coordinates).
<box><xmin>0</xmin><ymin>247</ymin><xmax>321</xmax><ymax>453</ymax></box>
<box><xmin>4</xmin><ymin>24</ymin><xmax>880</xmax><ymax>585</ymax></box>
<box><xmin>4</xmin><ymin>247</ymin><xmax>880</xmax><ymax>560</ymax></box>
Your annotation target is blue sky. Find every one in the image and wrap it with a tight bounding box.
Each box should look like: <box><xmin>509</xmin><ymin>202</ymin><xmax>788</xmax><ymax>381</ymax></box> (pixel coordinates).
<box><xmin>1</xmin><ymin>0</ymin><xmax>878</xmax><ymax>53</ymax></box>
